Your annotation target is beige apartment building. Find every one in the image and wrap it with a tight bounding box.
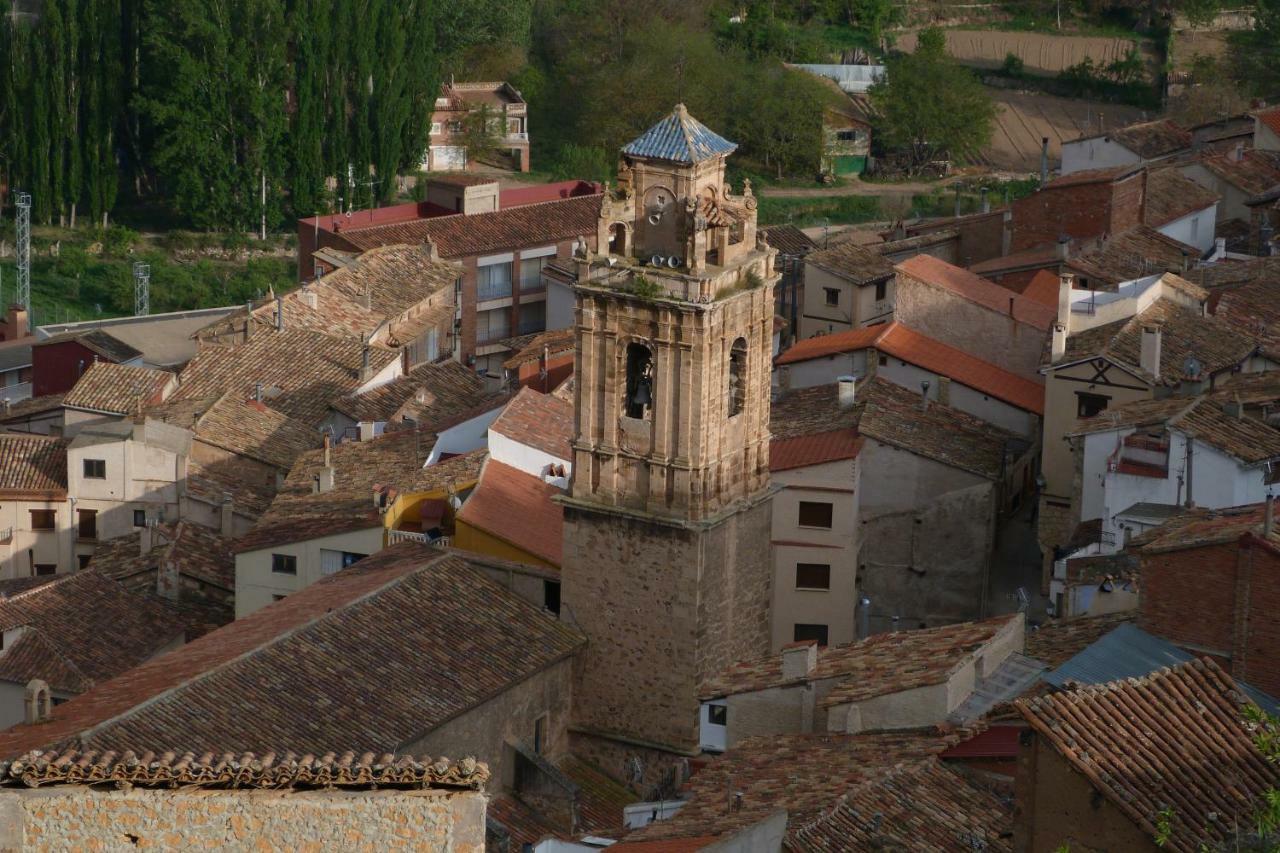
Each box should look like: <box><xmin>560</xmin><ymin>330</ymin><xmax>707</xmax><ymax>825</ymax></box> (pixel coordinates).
<box><xmin>799</xmin><ymin>242</ymin><xmax>895</xmax><ymax>337</ymax></box>
<box><xmin>0</xmin><ymin>434</ymin><xmax>73</xmax><ymax>578</ymax></box>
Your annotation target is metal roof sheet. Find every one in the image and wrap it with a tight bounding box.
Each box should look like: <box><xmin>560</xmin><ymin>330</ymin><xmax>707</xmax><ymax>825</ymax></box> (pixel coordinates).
<box><xmin>1044</xmin><ymin>622</ymin><xmax>1279</xmax><ymax>715</ymax></box>
<box><xmin>621</xmin><ymin>104</ymin><xmax>737</xmax><ymax>165</ymax></box>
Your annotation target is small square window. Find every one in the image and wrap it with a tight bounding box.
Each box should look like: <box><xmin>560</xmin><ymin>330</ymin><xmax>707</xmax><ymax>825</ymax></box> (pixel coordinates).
<box><xmin>272</xmin><ymin>594</ymin><xmax>287</xmax><ymax>602</ymax></box>
<box><xmin>133</xmin><ymin>510</ymin><xmax>147</xmax><ymax>528</ymax></box>
<box><xmin>794</xmin><ymin>623</ymin><xmax>829</xmax><ymax>646</ymax></box>
<box><xmin>878</xmin><ymin>354</ymin><xmax>888</xmax><ymax>367</ymax></box>
<box><xmin>77</xmin><ymin>555</ymin><xmax>91</xmax><ymax>570</ymax></box>
<box><xmin>824</xmin><ymin>287</ymin><xmax>840</xmax><ymax>306</ymax></box>
<box><xmin>795</xmin><ymin>563</ymin><xmax>831</xmax><ymax>590</ymax></box>
<box><xmin>34</xmin><ymin>564</ymin><xmax>57</xmax><ymax>577</ymax></box>
<box><xmin>29</xmin><ymin>509</ymin><xmax>55</xmax><ymax>530</ymax></box>
<box><xmin>798</xmin><ymin>501</ymin><xmax>833</xmax><ymax>529</ymax></box>
<box><xmin>1077</xmin><ymin>392</ymin><xmax>1109</xmax><ymax>419</ymax></box>
<box><xmin>83</xmin><ymin>459</ymin><xmax>106</xmax><ymax>479</ymax></box>
<box><xmin>708</xmin><ymin>704</ymin><xmax>727</xmax><ymax>726</ymax></box>
<box><xmin>271</xmin><ymin>554</ymin><xmax>298</xmax><ymax>575</ymax></box>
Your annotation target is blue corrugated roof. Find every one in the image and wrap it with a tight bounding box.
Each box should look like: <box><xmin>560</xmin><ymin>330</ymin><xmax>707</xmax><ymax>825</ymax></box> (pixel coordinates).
<box><xmin>621</xmin><ymin>104</ymin><xmax>737</xmax><ymax>165</ymax></box>
<box><xmin>1043</xmin><ymin>622</ymin><xmax>1279</xmax><ymax>715</ymax></box>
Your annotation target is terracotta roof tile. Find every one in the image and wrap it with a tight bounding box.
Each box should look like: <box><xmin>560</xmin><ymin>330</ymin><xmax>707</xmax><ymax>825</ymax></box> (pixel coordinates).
<box><xmin>90</xmin><ymin>521</ymin><xmax>235</xmax><ymax>592</ymax></box>
<box><xmin>1043</xmin><ymin>164</ymin><xmax>1143</xmax><ymax>189</ymax></box>
<box><xmin>559</xmin><ymin>753</ymin><xmax>635</xmax><ymax>837</ymax></box>
<box><xmin>335</xmin><ymin>194</ymin><xmax>603</xmax><ymax>259</ymax></box>
<box><xmin>760</xmin><ymin>224</ymin><xmax>818</xmax><ymax>257</ymax></box>
<box><xmin>896</xmin><ymin>255</ymin><xmax>1056</xmax><ymax>330</ymax></box>
<box><xmin>1144</xmin><ymin>166</ymin><xmax>1221</xmax><ymax>228</ymax></box>
<box><xmin>773</xmin><ymin>325</ymin><xmax>887</xmax><ymax>365</ymax></box>
<box><xmin>806</xmin><ymin>241</ymin><xmax>894</xmax><ymax>284</ymax></box>
<box><xmin>1106</xmin><ymin>118</ymin><xmax>1191</xmax><ymax>159</ymax></box>
<box><xmin>1022</xmin><ymin>269</ymin><xmax>1061</xmax><ymax>308</ymax></box>
<box><xmin>1254</xmin><ymin>106</ymin><xmax>1280</xmax><ymax>138</ymax></box>
<box><xmin>1065</xmin><ymin>226</ymin><xmax>1201</xmax><ymax>287</ymax></box>
<box><xmin>1130</xmin><ymin>502</ymin><xmax>1280</xmax><ymax>553</ymax></box>
<box><xmin>1059</xmin><ymin>296</ymin><xmax>1255</xmax><ymax>385</ymax></box>
<box><xmin>770</xmin><ymin>430</ymin><xmax>862</xmax><ymax>472</ymax></box>
<box><xmin>0</xmin><ymin>571</ymin><xmax>186</xmax><ymax>691</ymax></box>
<box><xmin>488</xmin><ymin>794</ymin><xmax>559</xmax><ymax>848</ymax></box>
<box><xmin>0</xmin><ymin>433</ymin><xmax>68</xmax><ymax>498</ymax></box>
<box><xmin>314</xmin><ymin>243</ymin><xmax>460</xmax><ymax>320</ymax></box>
<box><xmin>148</xmin><ymin>392</ymin><xmax>319</xmax><ymax>470</ymax></box>
<box><xmin>787</xmin><ymin>759</ymin><xmax>1012</xmax><ymax>851</ymax></box>
<box><xmin>0</xmin><ymin>543</ymin><xmax>584</xmax><ymax>759</ymax></box>
<box><xmin>502</xmin><ymin>329</ymin><xmax>576</xmax><ymax>370</ymax></box>
<box><xmin>701</xmin><ymin>615</ymin><xmax>1019</xmax><ymax>704</ymax></box>
<box><xmin>1213</xmin><ymin>267</ymin><xmax>1280</xmax><ymax>358</ymax></box>
<box><xmin>1023</xmin><ymin>613</ymin><xmax>1136</xmax><ymax>668</ymax></box>
<box><xmin>458</xmin><ymin>459</ymin><xmax>564</xmax><ymax>565</ymax></box>
<box><xmin>236</xmin><ymin>434</ymin><xmax>484</xmax><ymax>553</ymax></box>
<box><xmin>1016</xmin><ymin>658</ymin><xmax>1279</xmax><ymax>853</ymax></box>
<box><xmin>331</xmin><ymin>360</ymin><xmax>491</xmax><ymax>426</ymax></box>
<box><xmin>969</xmin><ymin>243</ymin><xmax>1063</xmax><ymax>277</ymax></box>
<box><xmin>771</xmin><ymin>378</ymin><xmax>1018</xmax><ymax>480</ymax></box>
<box><xmin>1198</xmin><ymin>149</ymin><xmax>1280</xmax><ymax>196</ymax></box>
<box><xmin>610</xmin><ymin>838</ymin><xmax>719</xmax><ymax>852</ymax></box>
<box><xmin>489</xmin><ymin>387</ymin><xmax>574</xmax><ymax>460</ymax></box>
<box><xmin>0</xmin><ymin>393</ymin><xmax>65</xmax><ymax>423</ymax></box>
<box><xmin>185</xmin><ymin>461</ymin><xmax>274</xmax><ymax>519</ymax></box>
<box><xmin>0</xmin><ymin>749</ymin><xmax>488</xmax><ymax>790</ymax></box>
<box><xmin>63</xmin><ymin>362</ymin><xmax>174</xmax><ymax>415</ymax></box>
<box><xmin>173</xmin><ymin>328</ymin><xmax>400</xmax><ymax>425</ymax></box>
<box><xmin>631</xmin><ymin>729</ymin><xmax>972</xmax><ymax>843</ymax></box>
<box><xmin>1070</xmin><ymin>395</ymin><xmax>1280</xmax><ymax>464</ymax></box>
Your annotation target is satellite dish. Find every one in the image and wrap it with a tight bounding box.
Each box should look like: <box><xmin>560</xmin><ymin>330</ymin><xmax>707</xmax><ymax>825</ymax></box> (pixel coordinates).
<box><xmin>606</xmin><ymin>256</ymin><xmax>617</xmax><ymax>267</ymax></box>
<box><xmin>1183</xmin><ymin>355</ymin><xmax>1202</xmax><ymax>377</ymax></box>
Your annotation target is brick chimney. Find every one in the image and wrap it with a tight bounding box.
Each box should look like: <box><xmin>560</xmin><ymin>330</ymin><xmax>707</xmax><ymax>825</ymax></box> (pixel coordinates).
<box><xmin>139</xmin><ymin>521</ymin><xmax>153</xmax><ymax>555</ymax></box>
<box><xmin>6</xmin><ymin>305</ymin><xmax>28</xmax><ymax>341</ymax></box>
<box><xmin>1051</xmin><ymin>273</ymin><xmax>1074</xmax><ymax>362</ymax></box>
<box><xmin>1140</xmin><ymin>324</ymin><xmax>1162</xmax><ymax>379</ymax></box>
<box><xmin>780</xmin><ymin>640</ymin><xmax>818</xmax><ymax>680</ymax></box>
<box><xmin>275</xmin><ymin>294</ymin><xmax>285</xmax><ymax>331</ymax></box>
<box><xmin>359</xmin><ymin>342</ymin><xmax>374</xmax><ymax>382</ymax></box>
<box><xmin>220</xmin><ymin>494</ymin><xmax>235</xmax><ymax>536</ymax></box>
<box><xmin>837</xmin><ymin>375</ymin><xmax>857</xmax><ymax>408</ymax></box>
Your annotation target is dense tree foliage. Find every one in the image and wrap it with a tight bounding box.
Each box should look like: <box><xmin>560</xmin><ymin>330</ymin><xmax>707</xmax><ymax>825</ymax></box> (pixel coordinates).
<box><xmin>1229</xmin><ymin>0</ymin><xmax>1280</xmax><ymax>100</ymax></box>
<box><xmin>868</xmin><ymin>27</ymin><xmax>997</xmax><ymax>174</ymax></box>
<box><xmin>0</xmin><ymin>0</ymin><xmax>527</xmax><ymax>231</ymax></box>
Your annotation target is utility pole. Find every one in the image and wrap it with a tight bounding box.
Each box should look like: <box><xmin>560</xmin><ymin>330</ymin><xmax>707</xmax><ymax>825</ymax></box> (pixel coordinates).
<box><xmin>133</xmin><ymin>261</ymin><xmax>150</xmax><ymax>317</ymax></box>
<box><xmin>15</xmin><ymin>192</ymin><xmax>30</xmax><ymax>312</ymax></box>
<box><xmin>260</xmin><ymin>170</ymin><xmax>267</xmax><ymax>241</ymax></box>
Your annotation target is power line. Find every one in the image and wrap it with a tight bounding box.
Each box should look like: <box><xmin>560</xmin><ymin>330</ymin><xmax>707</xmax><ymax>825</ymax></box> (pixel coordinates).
<box><xmin>133</xmin><ymin>261</ymin><xmax>150</xmax><ymax>317</ymax></box>
<box><xmin>15</xmin><ymin>192</ymin><xmax>30</xmax><ymax>312</ymax></box>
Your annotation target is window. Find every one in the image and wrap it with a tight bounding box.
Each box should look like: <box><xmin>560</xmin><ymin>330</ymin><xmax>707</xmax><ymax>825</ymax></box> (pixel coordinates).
<box><xmin>430</xmin><ymin>122</ymin><xmax>442</xmax><ymax>134</ymax></box>
<box><xmin>824</xmin><ymin>287</ymin><xmax>840</xmax><ymax>306</ymax></box>
<box><xmin>82</xmin><ymin>459</ymin><xmax>106</xmax><ymax>479</ymax></box>
<box><xmin>794</xmin><ymin>623</ymin><xmax>829</xmax><ymax>646</ymax></box>
<box><xmin>320</xmin><ymin>549</ymin><xmax>366</xmax><ymax>576</ymax></box>
<box><xmin>477</xmin><ymin>262</ymin><xmax>513</xmax><ymax>301</ymax></box>
<box><xmin>476</xmin><ymin>308</ymin><xmax>510</xmax><ymax>344</ymax></box>
<box><xmin>133</xmin><ymin>509</ymin><xmax>147</xmax><ymax>528</ymax></box>
<box><xmin>1190</xmin><ymin>217</ymin><xmax>1199</xmax><ymax>241</ymax></box>
<box><xmin>77</xmin><ymin>555</ymin><xmax>91</xmax><ymax>570</ymax></box>
<box><xmin>795</xmin><ymin>563</ymin><xmax>831</xmax><ymax>590</ymax></box>
<box><xmin>518</xmin><ymin>301</ymin><xmax>545</xmax><ymax>336</ymax></box>
<box><xmin>34</xmin><ymin>564</ymin><xmax>56</xmax><ymax>576</ymax></box>
<box><xmin>29</xmin><ymin>509</ymin><xmax>55</xmax><ymax>531</ymax></box>
<box><xmin>878</xmin><ymin>354</ymin><xmax>888</xmax><ymax>367</ymax></box>
<box><xmin>1076</xmin><ymin>392</ymin><xmax>1110</xmax><ymax>419</ymax></box>
<box><xmin>271</xmin><ymin>553</ymin><xmax>298</xmax><ymax>575</ymax></box>
<box><xmin>874</xmin><ymin>280</ymin><xmax>888</xmax><ymax>301</ymax></box>
<box><xmin>624</xmin><ymin>342</ymin><xmax>654</xmax><ymax>420</ymax></box>
<box><xmin>728</xmin><ymin>338</ymin><xmax>747</xmax><ymax>418</ymax></box>
<box><xmin>533</xmin><ymin>714</ymin><xmax>548</xmax><ymax>754</ymax></box>
<box><xmin>272</xmin><ymin>594</ymin><xmax>287</xmax><ymax>603</ymax></box>
<box><xmin>544</xmin><ymin>580</ymin><xmax>561</xmax><ymax>615</ymax></box>
<box><xmin>77</xmin><ymin>509</ymin><xmax>97</xmax><ymax>541</ymax></box>
<box><xmin>447</xmin><ymin>120</ymin><xmax>463</xmax><ymax>133</ymax></box>
<box><xmin>708</xmin><ymin>704</ymin><xmax>727</xmax><ymax>726</ymax></box>
<box><xmin>797</xmin><ymin>501</ymin><xmax>833</xmax><ymax>529</ymax></box>
<box><xmin>520</xmin><ymin>256</ymin><xmax>548</xmax><ymax>291</ymax></box>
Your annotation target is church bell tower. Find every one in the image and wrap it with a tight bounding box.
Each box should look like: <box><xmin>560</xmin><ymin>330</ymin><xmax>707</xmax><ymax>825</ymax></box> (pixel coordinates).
<box><xmin>560</xmin><ymin>105</ymin><xmax>778</xmax><ymax>756</ymax></box>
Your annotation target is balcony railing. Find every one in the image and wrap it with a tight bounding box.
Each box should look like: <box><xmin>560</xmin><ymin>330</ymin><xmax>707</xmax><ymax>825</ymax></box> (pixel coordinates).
<box><xmin>476</xmin><ymin>284</ymin><xmax>513</xmax><ymax>302</ymax></box>
<box><xmin>0</xmin><ymin>527</ymin><xmax>12</xmax><ymax>543</ymax></box>
<box><xmin>387</xmin><ymin>529</ymin><xmax>451</xmax><ymax>548</ymax></box>
<box><xmin>505</xmin><ymin>132</ymin><xmax>529</xmax><ymax>142</ymax></box>
<box><xmin>517</xmin><ymin>320</ymin><xmax>546</xmax><ymax>336</ymax></box>
<box><xmin>476</xmin><ymin>327</ymin><xmax>511</xmax><ymax>345</ymax></box>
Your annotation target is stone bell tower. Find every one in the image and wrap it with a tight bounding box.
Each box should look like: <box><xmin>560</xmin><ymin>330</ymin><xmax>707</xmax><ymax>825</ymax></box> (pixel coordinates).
<box><xmin>561</xmin><ymin>105</ymin><xmax>778</xmax><ymax>757</ymax></box>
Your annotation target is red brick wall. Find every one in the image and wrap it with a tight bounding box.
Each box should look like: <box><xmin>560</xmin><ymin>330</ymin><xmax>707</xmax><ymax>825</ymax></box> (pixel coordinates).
<box><xmin>32</xmin><ymin>341</ymin><xmax>102</xmax><ymax>397</ymax></box>
<box><xmin>1010</xmin><ymin>172</ymin><xmax>1145</xmax><ymax>252</ymax></box>
<box><xmin>1240</xmin><ymin>541</ymin><xmax>1280</xmax><ymax>698</ymax></box>
<box><xmin>1140</xmin><ymin>542</ymin><xmax>1238</xmax><ymax>655</ymax></box>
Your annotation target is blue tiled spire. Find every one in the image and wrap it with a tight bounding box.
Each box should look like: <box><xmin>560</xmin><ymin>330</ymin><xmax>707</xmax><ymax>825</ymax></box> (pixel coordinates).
<box><xmin>621</xmin><ymin>104</ymin><xmax>738</xmax><ymax>165</ymax></box>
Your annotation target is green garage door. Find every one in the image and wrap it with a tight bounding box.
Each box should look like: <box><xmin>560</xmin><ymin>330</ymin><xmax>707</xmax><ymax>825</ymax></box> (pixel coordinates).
<box><xmin>833</xmin><ymin>155</ymin><xmax>866</xmax><ymax>175</ymax></box>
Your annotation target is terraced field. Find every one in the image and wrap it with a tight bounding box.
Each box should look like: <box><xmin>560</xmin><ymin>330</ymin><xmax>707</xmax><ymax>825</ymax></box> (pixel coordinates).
<box><xmin>898</xmin><ymin>29</ymin><xmax>1156</xmax><ymax>77</ymax></box>
<box><xmin>974</xmin><ymin>88</ymin><xmax>1147</xmax><ymax>172</ymax></box>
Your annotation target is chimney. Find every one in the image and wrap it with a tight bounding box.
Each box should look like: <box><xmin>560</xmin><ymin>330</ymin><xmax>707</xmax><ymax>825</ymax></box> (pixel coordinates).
<box><xmin>139</xmin><ymin>521</ymin><xmax>153</xmax><ymax>555</ymax></box>
<box><xmin>7</xmin><ymin>305</ymin><xmax>28</xmax><ymax>340</ymax></box>
<box><xmin>1266</xmin><ymin>494</ymin><xmax>1275</xmax><ymax>537</ymax></box>
<box><xmin>1057</xmin><ymin>235</ymin><xmax>1071</xmax><ymax>260</ymax></box>
<box><xmin>1052</xmin><ymin>323</ymin><xmax>1068</xmax><ymax>363</ymax></box>
<box><xmin>780</xmin><ymin>640</ymin><xmax>818</xmax><ymax>680</ymax></box>
<box><xmin>980</xmin><ymin>187</ymin><xmax>990</xmax><ymax>214</ymax></box>
<box><xmin>220</xmin><ymin>495</ymin><xmax>235</xmax><ymax>536</ymax></box>
<box><xmin>937</xmin><ymin>376</ymin><xmax>951</xmax><ymax>405</ymax></box>
<box><xmin>920</xmin><ymin>379</ymin><xmax>931</xmax><ymax>411</ymax></box>
<box><xmin>323</xmin><ymin>432</ymin><xmax>332</xmax><ymax>466</ymax></box>
<box><xmin>254</xmin><ymin>381</ymin><xmax>264</xmax><ymax>403</ymax></box>
<box><xmin>244</xmin><ymin>300</ymin><xmax>254</xmax><ymax>341</ymax></box>
<box><xmin>1234</xmin><ymin>142</ymin><xmax>1245</xmax><ymax>163</ymax></box>
<box><xmin>358</xmin><ymin>421</ymin><xmax>377</xmax><ymax>442</ymax></box>
<box><xmin>360</xmin><ymin>343</ymin><xmax>373</xmax><ymax>382</ymax></box>
<box><xmin>301</xmin><ymin>285</ymin><xmax>319</xmax><ymax>310</ymax></box>
<box><xmin>837</xmin><ymin>375</ymin><xmax>857</xmax><ymax>408</ymax></box>
<box><xmin>1008</xmin><ymin>295</ymin><xmax>1015</xmax><ymax>317</ymax></box>
<box><xmin>316</xmin><ymin>465</ymin><xmax>336</xmax><ymax>493</ymax></box>
<box><xmin>1040</xmin><ymin>137</ymin><xmax>1049</xmax><ymax>184</ymax></box>
<box><xmin>23</xmin><ymin>679</ymin><xmax>50</xmax><ymax>725</ymax></box>
<box><xmin>1140</xmin><ymin>324</ymin><xmax>1162</xmax><ymax>379</ymax></box>
<box><xmin>1224</xmin><ymin>394</ymin><xmax>1243</xmax><ymax>419</ymax></box>
<box><xmin>857</xmin><ymin>596</ymin><xmax>872</xmax><ymax>640</ymax></box>
<box><xmin>275</xmin><ymin>294</ymin><xmax>284</xmax><ymax>331</ymax></box>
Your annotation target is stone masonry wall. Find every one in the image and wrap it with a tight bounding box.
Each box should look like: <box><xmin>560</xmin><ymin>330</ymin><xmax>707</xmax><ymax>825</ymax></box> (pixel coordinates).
<box><xmin>561</xmin><ymin>497</ymin><xmax>773</xmax><ymax>754</ymax></box>
<box><xmin>0</xmin><ymin>786</ymin><xmax>486</xmax><ymax>852</ymax></box>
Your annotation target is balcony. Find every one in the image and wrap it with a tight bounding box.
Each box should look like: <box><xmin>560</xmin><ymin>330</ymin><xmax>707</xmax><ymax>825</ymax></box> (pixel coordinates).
<box><xmin>476</xmin><ymin>283</ymin><xmax>513</xmax><ymax>302</ymax></box>
<box><xmin>475</xmin><ymin>326</ymin><xmax>511</xmax><ymax>346</ymax></box>
<box><xmin>1110</xmin><ymin>434</ymin><xmax>1170</xmax><ymax>479</ymax></box>
<box><xmin>505</xmin><ymin>132</ymin><xmax>529</xmax><ymax>143</ymax></box>
<box><xmin>387</xmin><ymin>529</ymin><xmax>450</xmax><ymax>547</ymax></box>
<box><xmin>517</xmin><ymin>320</ymin><xmax>546</xmax><ymax>336</ymax></box>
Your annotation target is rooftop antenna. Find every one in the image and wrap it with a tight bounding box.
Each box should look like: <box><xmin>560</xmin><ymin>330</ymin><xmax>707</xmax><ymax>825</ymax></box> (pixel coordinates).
<box><xmin>133</xmin><ymin>261</ymin><xmax>151</xmax><ymax>317</ymax></box>
<box><xmin>15</xmin><ymin>192</ymin><xmax>31</xmax><ymax>312</ymax></box>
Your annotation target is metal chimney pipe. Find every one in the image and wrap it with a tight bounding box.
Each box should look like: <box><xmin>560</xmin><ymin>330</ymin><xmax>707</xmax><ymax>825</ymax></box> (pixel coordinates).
<box><xmin>981</xmin><ymin>187</ymin><xmax>990</xmax><ymax>214</ymax></box>
<box><xmin>1040</xmin><ymin>137</ymin><xmax>1049</xmax><ymax>184</ymax></box>
<box><xmin>275</xmin><ymin>294</ymin><xmax>284</xmax><ymax>331</ymax></box>
<box><xmin>857</xmin><ymin>596</ymin><xmax>871</xmax><ymax>640</ymax></box>
<box><xmin>1266</xmin><ymin>494</ymin><xmax>1274</xmax><ymax>537</ymax></box>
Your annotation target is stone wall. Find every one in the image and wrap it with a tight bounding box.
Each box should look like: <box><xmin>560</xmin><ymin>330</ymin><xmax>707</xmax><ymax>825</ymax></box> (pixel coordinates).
<box><xmin>561</xmin><ymin>496</ymin><xmax>773</xmax><ymax>754</ymax></box>
<box><xmin>0</xmin><ymin>786</ymin><xmax>486</xmax><ymax>852</ymax></box>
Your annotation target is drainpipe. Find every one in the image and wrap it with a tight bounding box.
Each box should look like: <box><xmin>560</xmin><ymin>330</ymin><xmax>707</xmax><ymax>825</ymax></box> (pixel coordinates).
<box><xmin>1184</xmin><ymin>436</ymin><xmax>1195</xmax><ymax>508</ymax></box>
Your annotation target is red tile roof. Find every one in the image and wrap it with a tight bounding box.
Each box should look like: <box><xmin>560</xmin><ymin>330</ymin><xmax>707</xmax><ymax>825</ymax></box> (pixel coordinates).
<box><xmin>610</xmin><ymin>838</ymin><xmax>719</xmax><ymax>852</ymax></box>
<box><xmin>1022</xmin><ymin>613</ymin><xmax>1136</xmax><ymax>668</ymax></box>
<box><xmin>458</xmin><ymin>459</ymin><xmax>564</xmax><ymax>566</ymax></box>
<box><xmin>1044</xmin><ymin>164</ymin><xmax>1143</xmax><ymax>189</ymax></box>
<box><xmin>787</xmin><ymin>758</ymin><xmax>1012</xmax><ymax>851</ymax></box>
<box><xmin>777</xmin><ymin>322</ymin><xmax>1045</xmax><ymax>415</ymax></box>
<box><xmin>1022</xmin><ymin>269</ymin><xmax>1061</xmax><ymax>308</ymax></box>
<box><xmin>0</xmin><ymin>434</ymin><xmax>67</xmax><ymax>499</ymax></box>
<box><xmin>770</xmin><ymin>430</ymin><xmax>862</xmax><ymax>472</ymax></box>
<box><xmin>63</xmin><ymin>362</ymin><xmax>174</xmax><ymax>415</ymax></box>
<box><xmin>0</xmin><ymin>543</ymin><xmax>584</xmax><ymax>759</ymax></box>
<box><xmin>1255</xmin><ymin>106</ymin><xmax>1280</xmax><ymax>138</ymax></box>
<box><xmin>489</xmin><ymin>386</ymin><xmax>574</xmax><ymax>461</ymax></box>
<box><xmin>1017</xmin><ymin>658</ymin><xmax>1279</xmax><ymax>853</ymax></box>
<box><xmin>1144</xmin><ymin>166</ymin><xmax>1221</xmax><ymax>229</ymax></box>
<box><xmin>896</xmin><ymin>255</ymin><xmax>1056</xmax><ymax>330</ymax></box>
<box><xmin>1106</xmin><ymin>118</ymin><xmax>1191</xmax><ymax>159</ymax></box>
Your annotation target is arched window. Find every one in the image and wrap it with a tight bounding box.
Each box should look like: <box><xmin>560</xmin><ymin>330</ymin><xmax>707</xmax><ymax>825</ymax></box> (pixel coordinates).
<box><xmin>728</xmin><ymin>338</ymin><xmax>747</xmax><ymax>417</ymax></box>
<box><xmin>624</xmin><ymin>342</ymin><xmax>654</xmax><ymax>420</ymax></box>
<box><xmin>609</xmin><ymin>223</ymin><xmax>627</xmax><ymax>255</ymax></box>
